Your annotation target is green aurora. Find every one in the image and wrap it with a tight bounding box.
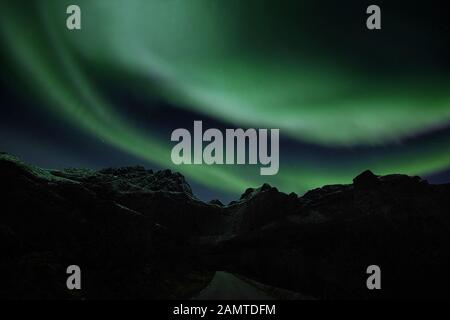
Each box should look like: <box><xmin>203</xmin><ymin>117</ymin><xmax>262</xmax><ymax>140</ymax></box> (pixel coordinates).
<box><xmin>1</xmin><ymin>0</ymin><xmax>449</xmax><ymax>196</ymax></box>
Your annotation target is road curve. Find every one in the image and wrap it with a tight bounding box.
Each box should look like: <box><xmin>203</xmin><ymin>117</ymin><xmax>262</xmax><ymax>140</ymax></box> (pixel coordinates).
<box><xmin>193</xmin><ymin>271</ymin><xmax>275</xmax><ymax>300</ymax></box>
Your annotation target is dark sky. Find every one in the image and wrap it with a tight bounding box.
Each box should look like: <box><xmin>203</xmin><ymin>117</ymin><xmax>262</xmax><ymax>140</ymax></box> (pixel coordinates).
<box><xmin>1</xmin><ymin>0</ymin><xmax>449</xmax><ymax>202</ymax></box>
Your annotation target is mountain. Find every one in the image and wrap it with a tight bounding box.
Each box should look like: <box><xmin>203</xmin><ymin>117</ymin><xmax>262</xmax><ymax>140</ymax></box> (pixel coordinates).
<box><xmin>1</xmin><ymin>152</ymin><xmax>449</xmax><ymax>299</ymax></box>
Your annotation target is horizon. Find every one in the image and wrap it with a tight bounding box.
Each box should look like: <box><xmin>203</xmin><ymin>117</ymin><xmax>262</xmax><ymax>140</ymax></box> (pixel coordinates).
<box><xmin>2</xmin><ymin>150</ymin><xmax>449</xmax><ymax>204</ymax></box>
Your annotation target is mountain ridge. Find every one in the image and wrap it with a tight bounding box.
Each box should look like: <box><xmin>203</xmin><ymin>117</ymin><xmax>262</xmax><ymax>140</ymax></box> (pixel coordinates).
<box><xmin>1</xmin><ymin>152</ymin><xmax>449</xmax><ymax>299</ymax></box>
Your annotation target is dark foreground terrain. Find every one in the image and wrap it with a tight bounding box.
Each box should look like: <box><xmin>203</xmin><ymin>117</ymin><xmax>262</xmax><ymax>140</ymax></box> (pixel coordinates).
<box><xmin>1</xmin><ymin>152</ymin><xmax>449</xmax><ymax>299</ymax></box>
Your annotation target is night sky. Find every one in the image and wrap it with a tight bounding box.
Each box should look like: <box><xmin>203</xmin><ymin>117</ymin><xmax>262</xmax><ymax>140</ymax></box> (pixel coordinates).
<box><xmin>1</xmin><ymin>0</ymin><xmax>449</xmax><ymax>202</ymax></box>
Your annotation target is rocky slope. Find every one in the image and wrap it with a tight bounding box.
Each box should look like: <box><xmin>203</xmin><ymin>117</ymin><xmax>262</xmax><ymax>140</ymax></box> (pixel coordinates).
<box><xmin>1</xmin><ymin>152</ymin><xmax>449</xmax><ymax>299</ymax></box>
<box><xmin>0</xmin><ymin>153</ymin><xmax>219</xmax><ymax>299</ymax></box>
<box><xmin>212</xmin><ymin>170</ymin><xmax>450</xmax><ymax>299</ymax></box>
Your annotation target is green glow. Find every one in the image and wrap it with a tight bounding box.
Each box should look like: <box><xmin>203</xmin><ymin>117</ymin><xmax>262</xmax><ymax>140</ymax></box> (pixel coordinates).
<box><xmin>1</xmin><ymin>0</ymin><xmax>449</xmax><ymax>196</ymax></box>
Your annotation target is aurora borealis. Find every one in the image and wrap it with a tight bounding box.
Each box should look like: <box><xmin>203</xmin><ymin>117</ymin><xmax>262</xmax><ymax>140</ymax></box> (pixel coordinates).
<box><xmin>1</xmin><ymin>0</ymin><xmax>449</xmax><ymax>200</ymax></box>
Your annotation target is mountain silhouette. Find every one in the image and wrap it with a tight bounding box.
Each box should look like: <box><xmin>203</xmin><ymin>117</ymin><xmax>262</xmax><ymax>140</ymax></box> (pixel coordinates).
<box><xmin>1</xmin><ymin>152</ymin><xmax>449</xmax><ymax>299</ymax></box>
